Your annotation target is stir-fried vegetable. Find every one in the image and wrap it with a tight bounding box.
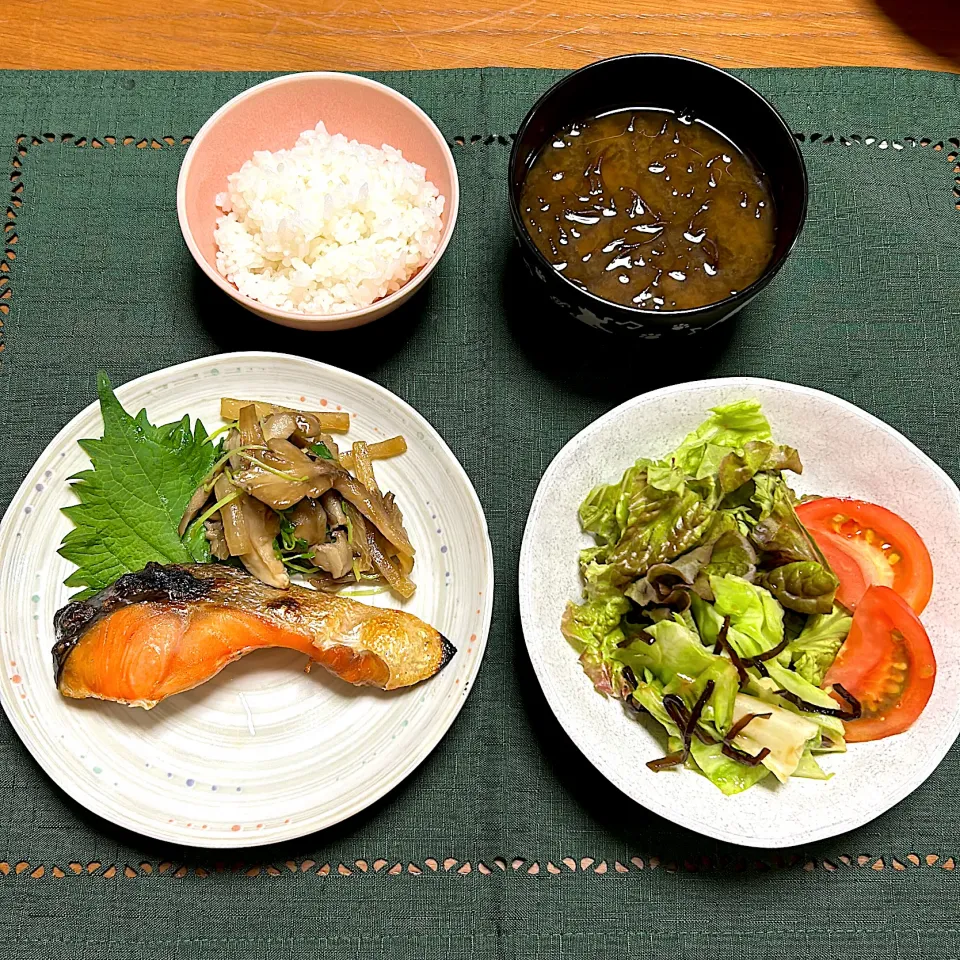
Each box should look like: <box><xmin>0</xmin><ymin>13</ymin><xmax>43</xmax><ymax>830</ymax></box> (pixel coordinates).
<box><xmin>179</xmin><ymin>399</ymin><xmax>415</xmax><ymax>600</ymax></box>
<box><xmin>58</xmin><ymin>379</ymin><xmax>418</xmax><ymax>605</ymax></box>
<box><xmin>220</xmin><ymin>398</ymin><xmax>350</xmax><ymax>433</ymax></box>
<box><xmin>340</xmin><ymin>436</ymin><xmax>407</xmax><ymax>471</ymax></box>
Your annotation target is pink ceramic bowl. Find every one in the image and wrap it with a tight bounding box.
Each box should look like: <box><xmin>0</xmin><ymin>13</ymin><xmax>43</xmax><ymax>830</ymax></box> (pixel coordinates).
<box><xmin>177</xmin><ymin>73</ymin><xmax>459</xmax><ymax>331</ymax></box>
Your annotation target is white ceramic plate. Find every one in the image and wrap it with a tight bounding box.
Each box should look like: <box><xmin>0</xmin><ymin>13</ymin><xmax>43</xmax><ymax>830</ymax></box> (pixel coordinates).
<box><xmin>520</xmin><ymin>377</ymin><xmax>960</xmax><ymax>848</ymax></box>
<box><xmin>0</xmin><ymin>352</ymin><xmax>493</xmax><ymax>847</ymax></box>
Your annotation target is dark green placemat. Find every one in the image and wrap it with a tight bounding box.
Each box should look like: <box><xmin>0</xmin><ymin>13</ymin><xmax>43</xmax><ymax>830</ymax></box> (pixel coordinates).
<box><xmin>1</xmin><ymin>67</ymin><xmax>959</xmax><ymax>958</ymax></box>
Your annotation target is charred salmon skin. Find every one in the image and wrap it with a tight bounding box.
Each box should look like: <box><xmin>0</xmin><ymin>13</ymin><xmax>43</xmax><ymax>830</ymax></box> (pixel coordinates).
<box><xmin>53</xmin><ymin>563</ymin><xmax>455</xmax><ymax>708</ymax></box>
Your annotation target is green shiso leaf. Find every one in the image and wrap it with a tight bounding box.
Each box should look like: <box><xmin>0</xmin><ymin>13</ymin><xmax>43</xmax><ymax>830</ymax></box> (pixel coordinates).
<box><xmin>57</xmin><ymin>372</ymin><xmax>219</xmax><ymax>596</ymax></box>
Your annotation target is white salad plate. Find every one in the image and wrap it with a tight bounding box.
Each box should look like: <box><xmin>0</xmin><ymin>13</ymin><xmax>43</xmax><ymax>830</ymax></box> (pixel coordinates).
<box><xmin>519</xmin><ymin>376</ymin><xmax>960</xmax><ymax>848</ymax></box>
<box><xmin>0</xmin><ymin>352</ymin><xmax>493</xmax><ymax>847</ymax></box>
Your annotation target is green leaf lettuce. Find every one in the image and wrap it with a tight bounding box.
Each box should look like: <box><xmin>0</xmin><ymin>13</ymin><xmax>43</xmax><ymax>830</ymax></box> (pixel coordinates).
<box><xmin>672</xmin><ymin>399</ymin><xmax>773</xmax><ymax>479</ymax></box>
<box><xmin>763</xmin><ymin>560</ymin><xmax>839</xmax><ymax>615</ymax></box>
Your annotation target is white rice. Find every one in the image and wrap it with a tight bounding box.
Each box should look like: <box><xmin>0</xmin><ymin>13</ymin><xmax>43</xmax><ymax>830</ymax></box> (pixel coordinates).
<box><xmin>214</xmin><ymin>122</ymin><xmax>445</xmax><ymax>314</ymax></box>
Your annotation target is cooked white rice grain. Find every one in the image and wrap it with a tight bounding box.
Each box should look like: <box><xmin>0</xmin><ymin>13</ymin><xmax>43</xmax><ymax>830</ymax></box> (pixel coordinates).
<box><xmin>213</xmin><ymin>122</ymin><xmax>445</xmax><ymax>314</ymax></box>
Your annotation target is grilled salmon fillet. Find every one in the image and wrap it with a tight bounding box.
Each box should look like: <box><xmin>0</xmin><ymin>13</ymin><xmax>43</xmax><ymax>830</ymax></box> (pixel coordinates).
<box><xmin>53</xmin><ymin>563</ymin><xmax>455</xmax><ymax>708</ymax></box>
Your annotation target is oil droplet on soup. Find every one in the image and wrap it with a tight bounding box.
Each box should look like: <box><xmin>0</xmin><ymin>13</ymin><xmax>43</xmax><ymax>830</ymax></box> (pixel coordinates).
<box><xmin>519</xmin><ymin>109</ymin><xmax>776</xmax><ymax>311</ymax></box>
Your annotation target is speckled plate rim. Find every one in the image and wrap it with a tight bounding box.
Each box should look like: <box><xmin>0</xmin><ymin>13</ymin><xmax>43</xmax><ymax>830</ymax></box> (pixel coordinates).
<box><xmin>519</xmin><ymin>376</ymin><xmax>960</xmax><ymax>848</ymax></box>
<box><xmin>0</xmin><ymin>351</ymin><xmax>494</xmax><ymax>847</ymax></box>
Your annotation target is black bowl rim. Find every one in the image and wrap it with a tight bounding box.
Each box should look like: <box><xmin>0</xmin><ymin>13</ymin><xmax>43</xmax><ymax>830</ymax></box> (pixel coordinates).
<box><xmin>507</xmin><ymin>53</ymin><xmax>809</xmax><ymax>322</ymax></box>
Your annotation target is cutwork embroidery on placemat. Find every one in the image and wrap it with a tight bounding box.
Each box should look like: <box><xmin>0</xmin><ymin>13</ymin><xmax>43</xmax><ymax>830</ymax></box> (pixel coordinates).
<box><xmin>0</xmin><ymin>853</ymin><xmax>955</xmax><ymax>880</ymax></box>
<box><xmin>2</xmin><ymin>132</ymin><xmax>195</xmax><ymax>351</ymax></box>
<box><xmin>4</xmin><ymin>130</ymin><xmax>960</xmax><ymax>357</ymax></box>
<box><xmin>789</xmin><ymin>132</ymin><xmax>960</xmax><ymax>214</ymax></box>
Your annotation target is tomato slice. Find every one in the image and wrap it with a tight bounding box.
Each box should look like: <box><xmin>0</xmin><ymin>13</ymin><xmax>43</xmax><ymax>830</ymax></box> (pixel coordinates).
<box><xmin>823</xmin><ymin>585</ymin><xmax>936</xmax><ymax>742</ymax></box>
<box><xmin>796</xmin><ymin>498</ymin><xmax>933</xmax><ymax>614</ymax></box>
<box><xmin>812</xmin><ymin>530</ymin><xmax>871</xmax><ymax>609</ymax></box>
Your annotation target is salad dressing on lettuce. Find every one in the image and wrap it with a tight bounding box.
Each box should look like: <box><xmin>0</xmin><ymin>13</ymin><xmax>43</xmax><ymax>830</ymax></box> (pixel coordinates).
<box><xmin>562</xmin><ymin>400</ymin><xmax>857</xmax><ymax>795</ymax></box>
<box><xmin>520</xmin><ymin>108</ymin><xmax>776</xmax><ymax>311</ymax></box>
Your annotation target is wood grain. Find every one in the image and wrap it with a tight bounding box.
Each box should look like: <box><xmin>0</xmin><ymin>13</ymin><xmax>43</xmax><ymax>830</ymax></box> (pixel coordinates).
<box><xmin>2</xmin><ymin>0</ymin><xmax>958</xmax><ymax>72</ymax></box>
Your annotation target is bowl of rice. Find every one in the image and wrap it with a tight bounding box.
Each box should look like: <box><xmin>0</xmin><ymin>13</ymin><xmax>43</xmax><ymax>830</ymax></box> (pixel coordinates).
<box><xmin>177</xmin><ymin>72</ymin><xmax>459</xmax><ymax>330</ymax></box>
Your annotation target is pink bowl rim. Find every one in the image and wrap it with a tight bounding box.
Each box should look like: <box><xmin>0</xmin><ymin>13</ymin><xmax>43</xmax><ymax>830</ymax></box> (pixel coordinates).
<box><xmin>176</xmin><ymin>71</ymin><xmax>460</xmax><ymax>327</ymax></box>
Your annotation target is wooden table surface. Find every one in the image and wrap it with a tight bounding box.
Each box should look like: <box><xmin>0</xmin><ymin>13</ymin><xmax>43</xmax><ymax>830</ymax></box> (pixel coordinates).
<box><xmin>3</xmin><ymin>0</ymin><xmax>958</xmax><ymax>72</ymax></box>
